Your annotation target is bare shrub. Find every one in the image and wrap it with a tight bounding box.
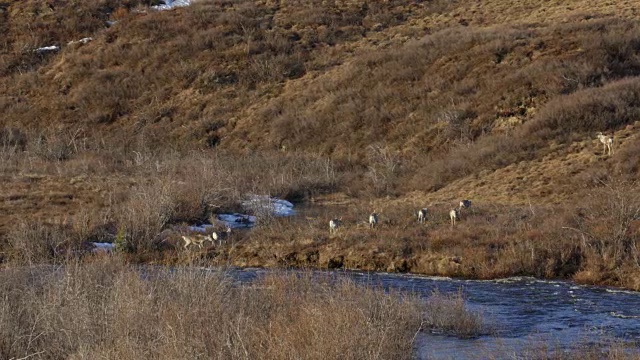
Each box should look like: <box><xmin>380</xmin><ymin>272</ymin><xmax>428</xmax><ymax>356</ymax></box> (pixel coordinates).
<box><xmin>0</xmin><ymin>127</ymin><xmax>27</xmax><ymax>172</ymax></box>
<box><xmin>614</xmin><ymin>137</ymin><xmax>640</xmax><ymax>179</ymax></box>
<box><xmin>526</xmin><ymin>77</ymin><xmax>640</xmax><ymax>140</ymax></box>
<box><xmin>28</xmin><ymin>128</ymin><xmax>89</xmax><ymax>162</ymax></box>
<box><xmin>6</xmin><ymin>221</ymin><xmax>81</xmax><ymax>264</ymax></box>
<box><xmin>0</xmin><ymin>262</ymin><xmax>424</xmax><ymax>360</ymax></box>
<box><xmin>114</xmin><ymin>181</ymin><xmax>176</xmax><ymax>253</ymax></box>
<box><xmin>0</xmin><ymin>127</ymin><xmax>27</xmax><ymax>150</ymax></box>
<box><xmin>422</xmin><ymin>289</ymin><xmax>485</xmax><ymax>339</ymax></box>
<box><xmin>410</xmin><ymin>76</ymin><xmax>640</xmax><ymax>191</ymax></box>
<box><xmin>571</xmin><ymin>181</ymin><xmax>640</xmax><ymax>273</ymax></box>
<box><xmin>97</xmin><ymin>148</ymin><xmax>337</xmax><ymax>248</ymax></box>
<box><xmin>207</xmin><ymin>151</ymin><xmax>337</xmax><ymax>201</ymax></box>
<box><xmin>366</xmin><ymin>144</ymin><xmax>402</xmax><ymax>196</ymax></box>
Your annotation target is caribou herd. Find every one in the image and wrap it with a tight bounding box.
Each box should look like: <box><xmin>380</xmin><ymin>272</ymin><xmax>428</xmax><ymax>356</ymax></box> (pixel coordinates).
<box><xmin>325</xmin><ymin>132</ymin><xmax>616</xmax><ymax>234</ymax></box>
<box><xmin>184</xmin><ymin>132</ymin><xmax>617</xmax><ymax>247</ymax></box>
<box><xmin>181</xmin><ymin>226</ymin><xmax>232</xmax><ymax>250</ymax></box>
<box><xmin>328</xmin><ymin>200</ymin><xmax>472</xmax><ymax>234</ymax></box>
<box><xmin>182</xmin><ymin>199</ymin><xmax>472</xmax><ymax>249</ymax></box>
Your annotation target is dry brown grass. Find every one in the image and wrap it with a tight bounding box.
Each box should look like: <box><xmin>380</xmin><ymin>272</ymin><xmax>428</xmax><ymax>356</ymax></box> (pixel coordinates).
<box><xmin>2</xmin><ymin>0</ymin><xmax>640</xmax><ymax>291</ymax></box>
<box><xmin>5</xmin><ymin>220</ymin><xmax>80</xmax><ymax>264</ymax></box>
<box><xmin>2</xmin><ymin>0</ymin><xmax>640</xmax><ymax>164</ymax></box>
<box><xmin>230</xmin><ymin>181</ymin><xmax>640</xmax><ymax>290</ymax></box>
<box><xmin>0</xmin><ymin>259</ymin><xmax>425</xmax><ymax>360</ymax></box>
<box><xmin>1</xmin><ymin>260</ymin><xmax>634</xmax><ymax>359</ymax></box>
<box><xmin>2</xmin><ymin>1</ymin><xmax>640</xmax><ymax>196</ymax></box>
<box><xmin>422</xmin><ymin>289</ymin><xmax>485</xmax><ymax>339</ymax></box>
<box><xmin>1</xmin><ymin>130</ymin><xmax>639</xmax><ymax>289</ymax></box>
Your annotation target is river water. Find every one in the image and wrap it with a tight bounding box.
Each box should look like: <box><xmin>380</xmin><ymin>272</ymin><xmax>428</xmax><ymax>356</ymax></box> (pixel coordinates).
<box><xmin>215</xmin><ymin>267</ymin><xmax>640</xmax><ymax>359</ymax></box>
<box><xmin>190</xmin><ymin>200</ymin><xmax>640</xmax><ymax>358</ymax></box>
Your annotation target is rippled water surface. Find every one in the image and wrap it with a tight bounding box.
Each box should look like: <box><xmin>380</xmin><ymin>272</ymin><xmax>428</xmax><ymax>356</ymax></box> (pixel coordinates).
<box><xmin>217</xmin><ymin>268</ymin><xmax>640</xmax><ymax>359</ymax></box>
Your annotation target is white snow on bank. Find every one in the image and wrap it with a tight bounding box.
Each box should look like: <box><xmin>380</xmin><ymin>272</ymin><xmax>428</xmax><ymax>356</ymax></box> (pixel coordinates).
<box><xmin>68</xmin><ymin>37</ymin><xmax>93</xmax><ymax>45</ymax></box>
<box><xmin>34</xmin><ymin>46</ymin><xmax>60</xmax><ymax>53</ymax></box>
<box><xmin>242</xmin><ymin>195</ymin><xmax>295</xmax><ymax>217</ymax></box>
<box><xmin>187</xmin><ymin>224</ymin><xmax>215</xmax><ymax>233</ymax></box>
<box><xmin>184</xmin><ymin>214</ymin><xmax>256</xmax><ymax>231</ymax></box>
<box><xmin>188</xmin><ymin>213</ymin><xmax>257</xmax><ymax>231</ymax></box>
<box><xmin>152</xmin><ymin>0</ymin><xmax>193</xmax><ymax>10</ymax></box>
<box><xmin>91</xmin><ymin>242</ymin><xmax>115</xmax><ymax>253</ymax></box>
<box><xmin>186</xmin><ymin>197</ymin><xmax>293</xmax><ymax>230</ymax></box>
<box><xmin>216</xmin><ymin>213</ymin><xmax>257</xmax><ymax>229</ymax></box>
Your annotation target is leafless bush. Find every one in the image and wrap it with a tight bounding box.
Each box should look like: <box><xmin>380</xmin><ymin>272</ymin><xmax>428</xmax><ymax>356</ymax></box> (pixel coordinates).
<box><xmin>0</xmin><ymin>262</ymin><xmax>424</xmax><ymax>360</ymax></box>
<box><xmin>28</xmin><ymin>128</ymin><xmax>90</xmax><ymax>162</ymax></box>
<box><xmin>614</xmin><ymin>137</ymin><xmax>640</xmax><ymax>179</ymax></box>
<box><xmin>0</xmin><ymin>127</ymin><xmax>27</xmax><ymax>150</ymax></box>
<box><xmin>114</xmin><ymin>180</ymin><xmax>176</xmax><ymax>252</ymax></box>
<box><xmin>6</xmin><ymin>221</ymin><xmax>80</xmax><ymax>264</ymax></box>
<box><xmin>422</xmin><ymin>289</ymin><xmax>485</xmax><ymax>338</ymax></box>
<box><xmin>203</xmin><ymin>151</ymin><xmax>337</xmax><ymax>201</ymax></box>
<box><xmin>572</xmin><ymin>181</ymin><xmax>640</xmax><ymax>269</ymax></box>
<box><xmin>366</xmin><ymin>144</ymin><xmax>401</xmax><ymax>195</ymax></box>
<box><xmin>527</xmin><ymin>77</ymin><xmax>640</xmax><ymax>140</ymax></box>
<box><xmin>0</xmin><ymin>127</ymin><xmax>27</xmax><ymax>172</ymax></box>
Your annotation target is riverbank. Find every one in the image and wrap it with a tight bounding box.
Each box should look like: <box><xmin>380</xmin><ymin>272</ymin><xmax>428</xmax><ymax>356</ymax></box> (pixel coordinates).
<box><xmin>142</xmin><ymin>187</ymin><xmax>640</xmax><ymax>292</ymax></box>
<box><xmin>0</xmin><ymin>259</ymin><xmax>435</xmax><ymax>360</ymax></box>
<box><xmin>2</xmin><ymin>260</ymin><xmax>638</xmax><ymax>360</ymax></box>
<box><xmin>3</xmin><ymin>0</ymin><xmax>640</xmax><ymax>301</ymax></box>
<box><xmin>2</xmin><ymin>147</ymin><xmax>640</xmax><ymax>292</ymax></box>
<box><xmin>4</xmin><ymin>187</ymin><xmax>640</xmax><ymax>292</ymax></box>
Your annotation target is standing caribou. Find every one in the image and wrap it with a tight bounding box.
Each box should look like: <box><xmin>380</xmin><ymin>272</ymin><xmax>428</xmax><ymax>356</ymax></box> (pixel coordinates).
<box><xmin>449</xmin><ymin>209</ymin><xmax>460</xmax><ymax>227</ymax></box>
<box><xmin>329</xmin><ymin>218</ymin><xmax>342</xmax><ymax>234</ymax></box>
<box><xmin>596</xmin><ymin>132</ymin><xmax>614</xmax><ymax>156</ymax></box>
<box><xmin>417</xmin><ymin>208</ymin><xmax>428</xmax><ymax>223</ymax></box>
<box><xmin>459</xmin><ymin>200</ymin><xmax>472</xmax><ymax>210</ymax></box>
<box><xmin>369</xmin><ymin>213</ymin><xmax>379</xmax><ymax>229</ymax></box>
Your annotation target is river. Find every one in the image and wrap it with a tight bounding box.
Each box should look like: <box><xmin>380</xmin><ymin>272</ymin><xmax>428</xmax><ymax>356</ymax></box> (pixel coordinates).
<box><xmin>212</xmin><ymin>267</ymin><xmax>640</xmax><ymax>359</ymax></box>
<box><xmin>189</xmin><ymin>198</ymin><xmax>640</xmax><ymax>358</ymax></box>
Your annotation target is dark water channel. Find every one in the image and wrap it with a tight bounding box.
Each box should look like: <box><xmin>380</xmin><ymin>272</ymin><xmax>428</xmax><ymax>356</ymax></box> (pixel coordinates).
<box><xmin>195</xmin><ymin>200</ymin><xmax>640</xmax><ymax>358</ymax></box>
<box><xmin>208</xmin><ymin>267</ymin><xmax>640</xmax><ymax>359</ymax></box>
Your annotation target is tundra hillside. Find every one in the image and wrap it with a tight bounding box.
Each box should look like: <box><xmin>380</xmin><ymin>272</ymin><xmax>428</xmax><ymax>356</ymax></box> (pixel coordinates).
<box><xmin>1</xmin><ymin>0</ymin><xmax>640</xmax><ymax>289</ymax></box>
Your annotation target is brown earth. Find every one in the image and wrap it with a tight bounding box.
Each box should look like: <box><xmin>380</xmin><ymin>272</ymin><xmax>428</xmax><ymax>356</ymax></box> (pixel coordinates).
<box><xmin>2</xmin><ymin>0</ymin><xmax>640</xmax><ymax>289</ymax></box>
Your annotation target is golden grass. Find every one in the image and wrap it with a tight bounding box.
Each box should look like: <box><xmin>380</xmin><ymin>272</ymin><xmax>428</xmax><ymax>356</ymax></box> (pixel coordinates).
<box><xmin>2</xmin><ymin>0</ymin><xmax>640</xmax><ymax>291</ymax></box>
<box><xmin>0</xmin><ymin>258</ymin><xmax>426</xmax><ymax>359</ymax></box>
<box><xmin>1</xmin><ymin>260</ymin><xmax>634</xmax><ymax>359</ymax></box>
<box><xmin>1</xmin><ymin>137</ymin><xmax>639</xmax><ymax>290</ymax></box>
<box><xmin>422</xmin><ymin>290</ymin><xmax>485</xmax><ymax>338</ymax></box>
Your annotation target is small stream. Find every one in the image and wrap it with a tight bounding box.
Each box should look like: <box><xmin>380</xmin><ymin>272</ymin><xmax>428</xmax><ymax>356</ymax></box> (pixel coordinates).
<box><xmin>181</xmin><ymin>198</ymin><xmax>640</xmax><ymax>357</ymax></box>
<box><xmin>213</xmin><ymin>267</ymin><xmax>640</xmax><ymax>359</ymax></box>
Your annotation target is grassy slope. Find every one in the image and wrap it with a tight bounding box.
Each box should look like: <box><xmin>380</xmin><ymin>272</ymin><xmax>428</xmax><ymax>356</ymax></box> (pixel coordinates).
<box><xmin>2</xmin><ymin>0</ymin><xmax>640</xmax><ymax>288</ymax></box>
<box><xmin>3</xmin><ymin>0</ymin><xmax>640</xmax><ymax>190</ymax></box>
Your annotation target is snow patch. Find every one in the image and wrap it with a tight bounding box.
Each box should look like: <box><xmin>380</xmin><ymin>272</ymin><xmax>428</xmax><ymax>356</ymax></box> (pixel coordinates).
<box><xmin>34</xmin><ymin>46</ymin><xmax>60</xmax><ymax>53</ymax></box>
<box><xmin>152</xmin><ymin>0</ymin><xmax>193</xmax><ymax>10</ymax></box>
<box><xmin>68</xmin><ymin>37</ymin><xmax>93</xmax><ymax>46</ymax></box>
<box><xmin>242</xmin><ymin>195</ymin><xmax>295</xmax><ymax>217</ymax></box>
<box><xmin>187</xmin><ymin>196</ymin><xmax>293</xmax><ymax>230</ymax></box>
<box><xmin>216</xmin><ymin>213</ymin><xmax>257</xmax><ymax>229</ymax></box>
<box><xmin>187</xmin><ymin>224</ymin><xmax>215</xmax><ymax>233</ymax></box>
<box><xmin>91</xmin><ymin>242</ymin><xmax>115</xmax><ymax>253</ymax></box>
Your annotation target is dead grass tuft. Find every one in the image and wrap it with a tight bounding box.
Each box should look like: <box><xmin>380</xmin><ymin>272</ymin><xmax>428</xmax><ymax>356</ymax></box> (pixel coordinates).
<box><xmin>422</xmin><ymin>289</ymin><xmax>485</xmax><ymax>339</ymax></box>
<box><xmin>0</xmin><ymin>260</ymin><xmax>424</xmax><ymax>360</ymax></box>
<box><xmin>5</xmin><ymin>220</ymin><xmax>83</xmax><ymax>264</ymax></box>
